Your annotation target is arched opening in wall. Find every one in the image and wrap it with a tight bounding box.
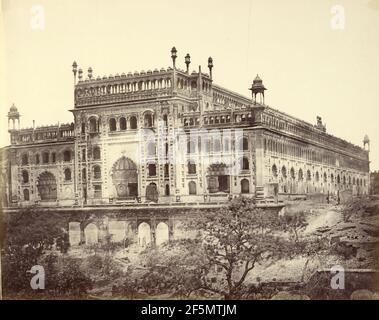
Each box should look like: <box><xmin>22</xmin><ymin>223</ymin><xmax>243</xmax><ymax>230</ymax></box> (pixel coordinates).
<box><xmin>35</xmin><ymin>154</ymin><xmax>40</xmax><ymax>164</ymax></box>
<box><xmin>282</xmin><ymin>166</ymin><xmax>287</xmax><ymax>179</ymax></box>
<box><xmin>22</xmin><ymin>170</ymin><xmax>29</xmax><ymax>183</ymax></box>
<box><xmin>242</xmin><ymin>137</ymin><xmax>249</xmax><ymax>151</ymax></box>
<box><xmin>37</xmin><ymin>172</ymin><xmax>57</xmax><ymax>201</ymax></box>
<box><xmin>272</xmin><ymin>164</ymin><xmax>278</xmax><ymax>178</ymax></box>
<box><xmin>307</xmin><ymin>170</ymin><xmax>311</xmax><ymax>181</ymax></box>
<box><xmin>63</xmin><ymin>150</ymin><xmax>71</xmax><ymax>162</ymax></box>
<box><xmin>353</xmin><ymin>177</ymin><xmax>356</xmax><ymax>185</ymax></box>
<box><xmin>148</xmin><ymin>163</ymin><xmax>157</xmax><ymax>177</ymax></box>
<box><xmin>82</xmin><ymin>168</ymin><xmax>87</xmax><ymax>182</ymax></box>
<box><xmin>331</xmin><ymin>173</ymin><xmax>334</xmax><ymax>183</ymax></box>
<box><xmin>93</xmin><ymin>146</ymin><xmax>101</xmax><ymax>160</ymax></box>
<box><xmin>69</xmin><ymin>222</ymin><xmax>81</xmax><ymax>246</ymax></box>
<box><xmin>64</xmin><ymin>168</ymin><xmax>72</xmax><ymax>181</ymax></box>
<box><xmin>21</xmin><ymin>154</ymin><xmax>28</xmax><ymax>165</ymax></box>
<box><xmin>241</xmin><ymin>179</ymin><xmax>250</xmax><ymax>194</ymax></box>
<box><xmin>144</xmin><ymin>113</ymin><xmax>153</xmax><ymax>128</ymax></box>
<box><xmin>89</xmin><ymin>117</ymin><xmax>98</xmax><ymax>132</ymax></box>
<box><xmin>51</xmin><ymin>152</ymin><xmax>56</xmax><ymax>163</ymax></box>
<box><xmin>207</xmin><ymin>163</ymin><xmax>230</xmax><ymax>193</ymax></box>
<box><xmin>290</xmin><ymin>167</ymin><xmax>295</xmax><ymax>180</ymax></box>
<box><xmin>111</xmin><ymin>157</ymin><xmax>138</xmax><ymax>198</ymax></box>
<box><xmin>146</xmin><ymin>182</ymin><xmax>158</xmax><ymax>202</ymax></box>
<box><xmin>163</xmin><ymin>114</ymin><xmax>168</xmax><ymax>127</ymax></box>
<box><xmin>188</xmin><ymin>160</ymin><xmax>197</xmax><ymax>174</ymax></box>
<box><xmin>138</xmin><ymin>222</ymin><xmax>151</xmax><ymax>247</ymax></box>
<box><xmin>165</xmin><ymin>184</ymin><xmax>170</xmax><ymax>196</ymax></box>
<box><xmin>156</xmin><ymin>222</ymin><xmax>169</xmax><ymax>246</ymax></box>
<box><xmin>109</xmin><ymin>118</ymin><xmax>117</xmax><ymax>132</ymax></box>
<box><xmin>324</xmin><ymin>173</ymin><xmax>327</xmax><ymax>183</ymax></box>
<box><xmin>164</xmin><ymin>163</ymin><xmax>169</xmax><ymax>177</ymax></box>
<box><xmin>165</xmin><ymin>143</ymin><xmax>169</xmax><ymax>157</ymax></box>
<box><xmin>298</xmin><ymin>169</ymin><xmax>303</xmax><ymax>181</ymax></box>
<box><xmin>189</xmin><ymin>181</ymin><xmax>197</xmax><ymax>195</ymax></box>
<box><xmin>337</xmin><ymin>175</ymin><xmax>341</xmax><ymax>184</ymax></box>
<box><xmin>23</xmin><ymin>189</ymin><xmax>30</xmax><ymax>201</ymax></box>
<box><xmin>93</xmin><ymin>165</ymin><xmax>101</xmax><ymax>179</ymax></box>
<box><xmin>129</xmin><ymin>116</ymin><xmax>137</xmax><ymax>129</ymax></box>
<box><xmin>348</xmin><ymin>176</ymin><xmax>351</xmax><ymax>185</ymax></box>
<box><xmin>343</xmin><ymin>176</ymin><xmax>346</xmax><ymax>185</ymax></box>
<box><xmin>42</xmin><ymin>152</ymin><xmax>49</xmax><ymax>164</ymax></box>
<box><xmin>120</xmin><ymin>117</ymin><xmax>127</xmax><ymax>130</ymax></box>
<box><xmin>315</xmin><ymin>172</ymin><xmax>320</xmax><ymax>182</ymax></box>
<box><xmin>81</xmin><ymin>122</ymin><xmax>86</xmax><ymax>134</ymax></box>
<box><xmin>84</xmin><ymin>223</ymin><xmax>98</xmax><ymax>245</ymax></box>
<box><xmin>241</xmin><ymin>157</ymin><xmax>249</xmax><ymax>170</ymax></box>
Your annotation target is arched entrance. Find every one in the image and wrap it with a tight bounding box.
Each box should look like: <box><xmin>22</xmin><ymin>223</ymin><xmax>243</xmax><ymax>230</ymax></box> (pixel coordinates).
<box><xmin>146</xmin><ymin>182</ymin><xmax>158</xmax><ymax>202</ymax></box>
<box><xmin>37</xmin><ymin>172</ymin><xmax>57</xmax><ymax>201</ymax></box>
<box><xmin>207</xmin><ymin>163</ymin><xmax>230</xmax><ymax>193</ymax></box>
<box><xmin>156</xmin><ymin>222</ymin><xmax>169</xmax><ymax>245</ymax></box>
<box><xmin>138</xmin><ymin>222</ymin><xmax>151</xmax><ymax>247</ymax></box>
<box><xmin>84</xmin><ymin>223</ymin><xmax>98</xmax><ymax>245</ymax></box>
<box><xmin>111</xmin><ymin>156</ymin><xmax>138</xmax><ymax>199</ymax></box>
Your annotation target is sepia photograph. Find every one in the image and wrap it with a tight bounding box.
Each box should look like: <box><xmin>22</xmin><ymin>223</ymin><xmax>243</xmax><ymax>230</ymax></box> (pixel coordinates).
<box><xmin>0</xmin><ymin>0</ymin><xmax>379</xmax><ymax>305</ymax></box>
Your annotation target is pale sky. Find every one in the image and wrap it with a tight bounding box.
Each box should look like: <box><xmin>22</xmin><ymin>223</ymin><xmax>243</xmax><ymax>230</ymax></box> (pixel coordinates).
<box><xmin>1</xmin><ymin>0</ymin><xmax>378</xmax><ymax>170</ymax></box>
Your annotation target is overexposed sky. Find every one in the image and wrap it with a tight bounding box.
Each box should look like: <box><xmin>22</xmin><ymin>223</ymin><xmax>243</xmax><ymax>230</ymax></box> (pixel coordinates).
<box><xmin>0</xmin><ymin>0</ymin><xmax>378</xmax><ymax>169</ymax></box>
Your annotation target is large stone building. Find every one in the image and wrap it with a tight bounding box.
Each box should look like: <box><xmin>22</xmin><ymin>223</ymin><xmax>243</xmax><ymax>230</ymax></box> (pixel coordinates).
<box><xmin>0</xmin><ymin>48</ymin><xmax>371</xmax><ymax>211</ymax></box>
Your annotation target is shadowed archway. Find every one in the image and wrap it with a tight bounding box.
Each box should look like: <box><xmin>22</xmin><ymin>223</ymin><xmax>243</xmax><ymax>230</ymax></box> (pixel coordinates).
<box><xmin>37</xmin><ymin>172</ymin><xmax>57</xmax><ymax>201</ymax></box>
<box><xmin>111</xmin><ymin>156</ymin><xmax>138</xmax><ymax>199</ymax></box>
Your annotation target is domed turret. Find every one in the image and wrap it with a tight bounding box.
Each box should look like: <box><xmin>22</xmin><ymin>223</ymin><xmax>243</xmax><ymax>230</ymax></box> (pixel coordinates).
<box><xmin>249</xmin><ymin>75</ymin><xmax>267</xmax><ymax>105</ymax></box>
<box><xmin>363</xmin><ymin>134</ymin><xmax>370</xmax><ymax>151</ymax></box>
<box><xmin>8</xmin><ymin>103</ymin><xmax>20</xmax><ymax>132</ymax></box>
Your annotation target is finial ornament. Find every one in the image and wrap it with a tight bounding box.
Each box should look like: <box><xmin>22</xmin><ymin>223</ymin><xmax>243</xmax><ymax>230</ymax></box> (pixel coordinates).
<box><xmin>78</xmin><ymin>68</ymin><xmax>83</xmax><ymax>81</ymax></box>
<box><xmin>88</xmin><ymin>67</ymin><xmax>93</xmax><ymax>80</ymax></box>
<box><xmin>208</xmin><ymin>57</ymin><xmax>213</xmax><ymax>79</ymax></box>
<box><xmin>171</xmin><ymin>47</ymin><xmax>177</xmax><ymax>68</ymax></box>
<box><xmin>185</xmin><ymin>54</ymin><xmax>191</xmax><ymax>73</ymax></box>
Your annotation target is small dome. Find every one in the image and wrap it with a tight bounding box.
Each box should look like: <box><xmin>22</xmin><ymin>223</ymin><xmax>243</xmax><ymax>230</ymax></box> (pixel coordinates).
<box><xmin>113</xmin><ymin>156</ymin><xmax>137</xmax><ymax>171</ymax></box>
<box><xmin>10</xmin><ymin>103</ymin><xmax>18</xmax><ymax>112</ymax></box>
<box><xmin>364</xmin><ymin>134</ymin><xmax>370</xmax><ymax>143</ymax></box>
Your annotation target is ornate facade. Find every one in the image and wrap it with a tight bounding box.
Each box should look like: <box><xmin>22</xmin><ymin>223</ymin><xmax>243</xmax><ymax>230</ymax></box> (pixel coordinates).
<box><xmin>0</xmin><ymin>48</ymin><xmax>370</xmax><ymax>209</ymax></box>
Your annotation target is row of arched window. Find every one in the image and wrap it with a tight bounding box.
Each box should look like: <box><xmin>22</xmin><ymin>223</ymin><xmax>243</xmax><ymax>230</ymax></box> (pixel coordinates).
<box><xmin>21</xmin><ymin>150</ymin><xmax>72</xmax><ymax>166</ymax></box>
<box><xmin>186</xmin><ymin>137</ymin><xmax>249</xmax><ymax>154</ymax></box>
<box><xmin>271</xmin><ymin>164</ymin><xmax>366</xmax><ymax>186</ymax></box>
<box><xmin>21</xmin><ymin>168</ymin><xmax>72</xmax><ymax>184</ymax></box>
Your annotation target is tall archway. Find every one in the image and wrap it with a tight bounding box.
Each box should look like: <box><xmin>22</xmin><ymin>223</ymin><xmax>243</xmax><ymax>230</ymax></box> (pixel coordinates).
<box><xmin>37</xmin><ymin>172</ymin><xmax>57</xmax><ymax>201</ymax></box>
<box><xmin>156</xmin><ymin>222</ymin><xmax>169</xmax><ymax>246</ymax></box>
<box><xmin>138</xmin><ymin>222</ymin><xmax>151</xmax><ymax>247</ymax></box>
<box><xmin>111</xmin><ymin>156</ymin><xmax>138</xmax><ymax>199</ymax></box>
<box><xmin>146</xmin><ymin>182</ymin><xmax>158</xmax><ymax>202</ymax></box>
<box><xmin>84</xmin><ymin>223</ymin><xmax>98</xmax><ymax>245</ymax></box>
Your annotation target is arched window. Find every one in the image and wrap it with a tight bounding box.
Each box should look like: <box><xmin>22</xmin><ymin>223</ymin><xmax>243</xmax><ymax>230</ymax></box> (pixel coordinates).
<box><xmin>241</xmin><ymin>179</ymin><xmax>250</xmax><ymax>194</ymax></box>
<box><xmin>93</xmin><ymin>165</ymin><xmax>101</xmax><ymax>179</ymax></box>
<box><xmin>353</xmin><ymin>177</ymin><xmax>356</xmax><ymax>185</ymax></box>
<box><xmin>35</xmin><ymin>154</ymin><xmax>40</xmax><ymax>165</ymax></box>
<box><xmin>81</xmin><ymin>122</ymin><xmax>86</xmax><ymax>133</ymax></box>
<box><xmin>109</xmin><ymin>118</ymin><xmax>116</xmax><ymax>131</ymax></box>
<box><xmin>242</xmin><ymin>157</ymin><xmax>249</xmax><ymax>170</ymax></box>
<box><xmin>331</xmin><ymin>173</ymin><xmax>334</xmax><ymax>183</ymax></box>
<box><xmin>21</xmin><ymin>154</ymin><xmax>28</xmax><ymax>165</ymax></box>
<box><xmin>298</xmin><ymin>169</ymin><xmax>303</xmax><ymax>181</ymax></box>
<box><xmin>163</xmin><ymin>114</ymin><xmax>168</xmax><ymax>127</ymax></box>
<box><xmin>64</xmin><ymin>168</ymin><xmax>72</xmax><ymax>181</ymax></box>
<box><xmin>147</xmin><ymin>142</ymin><xmax>156</xmax><ymax>157</ymax></box>
<box><xmin>93</xmin><ymin>146</ymin><xmax>101</xmax><ymax>160</ymax></box>
<box><xmin>165</xmin><ymin>184</ymin><xmax>170</xmax><ymax>196</ymax></box>
<box><xmin>282</xmin><ymin>166</ymin><xmax>287</xmax><ymax>179</ymax></box>
<box><xmin>22</xmin><ymin>170</ymin><xmax>29</xmax><ymax>183</ymax></box>
<box><xmin>89</xmin><ymin>117</ymin><xmax>98</xmax><ymax>132</ymax></box>
<box><xmin>307</xmin><ymin>170</ymin><xmax>311</xmax><ymax>181</ymax></box>
<box><xmin>82</xmin><ymin>168</ymin><xmax>87</xmax><ymax>181</ymax></box>
<box><xmin>343</xmin><ymin>176</ymin><xmax>346</xmax><ymax>185</ymax></box>
<box><xmin>188</xmin><ymin>160</ymin><xmax>196</xmax><ymax>174</ymax></box>
<box><xmin>51</xmin><ymin>152</ymin><xmax>56</xmax><ymax>163</ymax></box>
<box><xmin>243</xmin><ymin>137</ymin><xmax>249</xmax><ymax>151</ymax></box>
<box><xmin>130</xmin><ymin>116</ymin><xmax>137</xmax><ymax>129</ymax></box>
<box><xmin>165</xmin><ymin>143</ymin><xmax>169</xmax><ymax>157</ymax></box>
<box><xmin>189</xmin><ymin>181</ymin><xmax>197</xmax><ymax>195</ymax></box>
<box><xmin>42</xmin><ymin>152</ymin><xmax>49</xmax><ymax>164</ymax></box>
<box><xmin>315</xmin><ymin>171</ymin><xmax>320</xmax><ymax>182</ymax></box>
<box><xmin>337</xmin><ymin>174</ymin><xmax>341</xmax><ymax>184</ymax></box>
<box><xmin>23</xmin><ymin>189</ymin><xmax>30</xmax><ymax>201</ymax></box>
<box><xmin>119</xmin><ymin>117</ymin><xmax>127</xmax><ymax>130</ymax></box>
<box><xmin>148</xmin><ymin>163</ymin><xmax>156</xmax><ymax>177</ymax></box>
<box><xmin>324</xmin><ymin>173</ymin><xmax>327</xmax><ymax>183</ymax></box>
<box><xmin>290</xmin><ymin>167</ymin><xmax>295</xmax><ymax>179</ymax></box>
<box><xmin>164</xmin><ymin>163</ymin><xmax>169</xmax><ymax>177</ymax></box>
<box><xmin>187</xmin><ymin>140</ymin><xmax>196</xmax><ymax>154</ymax></box>
<box><xmin>272</xmin><ymin>164</ymin><xmax>278</xmax><ymax>177</ymax></box>
<box><xmin>144</xmin><ymin>113</ymin><xmax>153</xmax><ymax>128</ymax></box>
<box><xmin>63</xmin><ymin>150</ymin><xmax>71</xmax><ymax>162</ymax></box>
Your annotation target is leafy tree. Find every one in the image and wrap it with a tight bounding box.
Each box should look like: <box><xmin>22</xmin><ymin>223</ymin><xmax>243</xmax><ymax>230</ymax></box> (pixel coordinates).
<box><xmin>134</xmin><ymin>197</ymin><xmax>300</xmax><ymax>299</ymax></box>
<box><xmin>279</xmin><ymin>210</ymin><xmax>308</xmax><ymax>242</ymax></box>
